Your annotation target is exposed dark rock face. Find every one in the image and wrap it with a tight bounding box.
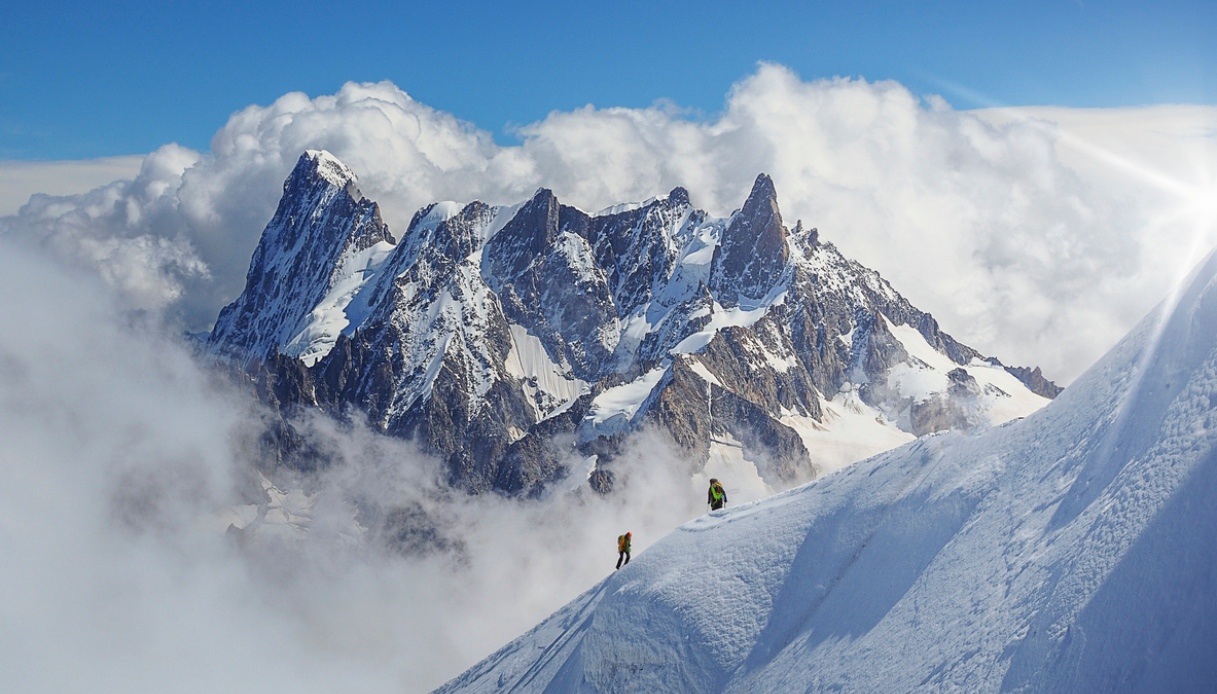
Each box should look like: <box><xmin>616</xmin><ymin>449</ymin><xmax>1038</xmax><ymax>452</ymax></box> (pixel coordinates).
<box><xmin>709</xmin><ymin>386</ymin><xmax>809</xmax><ymax>484</ymax></box>
<box><xmin>484</xmin><ymin>190</ymin><xmax>618</xmax><ymax>381</ymax></box>
<box><xmin>1004</xmin><ymin>364</ymin><xmax>1065</xmax><ymax>398</ymax></box>
<box><xmin>711</xmin><ymin>174</ymin><xmax>789</xmax><ymax>306</ymax></box>
<box><xmin>208</xmin><ymin>152</ymin><xmax>1061</xmax><ymax>496</ymax></box>
<box><xmin>588</xmin><ymin>187</ymin><xmax>690</xmax><ymax>316</ymax></box>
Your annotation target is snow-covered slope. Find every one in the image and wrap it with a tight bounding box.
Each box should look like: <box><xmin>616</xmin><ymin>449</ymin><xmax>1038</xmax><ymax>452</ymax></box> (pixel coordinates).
<box><xmin>437</xmin><ymin>251</ymin><xmax>1217</xmax><ymax>692</ymax></box>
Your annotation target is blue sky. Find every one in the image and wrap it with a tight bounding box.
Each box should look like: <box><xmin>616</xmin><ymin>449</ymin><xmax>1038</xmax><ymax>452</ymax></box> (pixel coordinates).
<box><xmin>3</xmin><ymin>0</ymin><xmax>1214</xmax><ymax>160</ymax></box>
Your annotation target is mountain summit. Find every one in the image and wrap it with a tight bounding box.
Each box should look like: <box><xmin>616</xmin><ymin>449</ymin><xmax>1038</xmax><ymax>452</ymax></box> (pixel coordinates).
<box><xmin>208</xmin><ymin>151</ymin><xmax>395</xmax><ymax>366</ymax></box>
<box><xmin>208</xmin><ymin>152</ymin><xmax>1059</xmax><ymax>495</ymax></box>
<box><xmin>711</xmin><ymin>173</ymin><xmax>789</xmax><ymax>306</ymax></box>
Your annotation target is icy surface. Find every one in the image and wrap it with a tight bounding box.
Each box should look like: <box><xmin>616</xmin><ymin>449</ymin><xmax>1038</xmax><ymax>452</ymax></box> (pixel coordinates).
<box><xmin>584</xmin><ymin>366</ymin><xmax>669</xmax><ymax>431</ymax></box>
<box><xmin>505</xmin><ymin>324</ymin><xmax>588</xmax><ymax>419</ymax></box>
<box><xmin>439</xmin><ymin>251</ymin><xmax>1217</xmax><ymax>692</ymax></box>
<box><xmin>282</xmin><ymin>240</ymin><xmax>395</xmax><ymax>366</ymax></box>
<box><xmin>887</xmin><ymin>319</ymin><xmax>1050</xmax><ymax>425</ymax></box>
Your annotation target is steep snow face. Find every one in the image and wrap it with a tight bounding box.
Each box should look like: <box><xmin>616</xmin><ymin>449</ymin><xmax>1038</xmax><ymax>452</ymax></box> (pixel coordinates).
<box><xmin>779</xmin><ymin>386</ymin><xmax>916</xmax><ymax>476</ymax></box>
<box><xmin>670</xmin><ymin>295</ymin><xmax>784</xmax><ymax>355</ymax></box>
<box><xmin>438</xmin><ymin>251</ymin><xmax>1217</xmax><ymax>692</ymax></box>
<box><xmin>281</xmin><ymin>240</ymin><xmax>395</xmax><ymax>366</ymax></box>
<box><xmin>581</xmin><ymin>365</ymin><xmax>669</xmax><ymax>438</ymax></box>
<box><xmin>504</xmin><ymin>324</ymin><xmax>588</xmax><ymax>421</ymax></box>
<box><xmin>883</xmin><ymin>318</ymin><xmax>1051</xmax><ymax>428</ymax></box>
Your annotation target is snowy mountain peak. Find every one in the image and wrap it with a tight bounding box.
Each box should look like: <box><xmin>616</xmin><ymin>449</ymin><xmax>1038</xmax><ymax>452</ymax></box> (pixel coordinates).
<box><xmin>667</xmin><ymin>185</ymin><xmax>691</xmax><ymax>207</ymax></box>
<box><xmin>594</xmin><ymin>187</ymin><xmax>691</xmax><ymax>218</ymax></box>
<box><xmin>408</xmin><ymin>200</ymin><xmax>465</xmax><ymax>233</ymax></box>
<box><xmin>299</xmin><ymin>149</ymin><xmax>358</xmax><ymax>190</ymax></box>
<box><xmin>745</xmin><ymin>171</ymin><xmax>778</xmax><ymax>203</ymax></box>
<box><xmin>206</xmin><ymin>151</ymin><xmax>393</xmax><ymax>364</ymax></box>
<box><xmin>529</xmin><ymin>186</ymin><xmax>558</xmax><ymax>208</ymax></box>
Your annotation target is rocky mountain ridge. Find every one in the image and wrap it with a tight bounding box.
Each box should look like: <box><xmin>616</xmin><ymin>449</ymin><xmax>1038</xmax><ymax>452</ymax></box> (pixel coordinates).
<box><xmin>208</xmin><ymin>150</ymin><xmax>1060</xmax><ymax>495</ymax></box>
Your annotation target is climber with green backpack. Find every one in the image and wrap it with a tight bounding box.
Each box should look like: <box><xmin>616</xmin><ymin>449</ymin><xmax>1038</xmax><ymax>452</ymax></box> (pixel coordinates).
<box><xmin>708</xmin><ymin>478</ymin><xmax>727</xmax><ymax>511</ymax></box>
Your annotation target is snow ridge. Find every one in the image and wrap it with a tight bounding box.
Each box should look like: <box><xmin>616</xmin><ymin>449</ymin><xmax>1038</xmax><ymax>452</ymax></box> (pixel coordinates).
<box><xmin>438</xmin><ymin>250</ymin><xmax>1217</xmax><ymax>694</ymax></box>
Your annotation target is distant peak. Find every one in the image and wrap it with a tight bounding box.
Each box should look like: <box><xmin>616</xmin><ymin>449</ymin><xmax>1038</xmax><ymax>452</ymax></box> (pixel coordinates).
<box><xmin>593</xmin><ymin>188</ymin><xmax>690</xmax><ymax>218</ymax></box>
<box><xmin>737</xmin><ymin>173</ymin><xmax>782</xmax><ymax>226</ymax></box>
<box><xmin>710</xmin><ymin>172</ymin><xmax>788</xmax><ymax>305</ymax></box>
<box><xmin>747</xmin><ymin>173</ymin><xmax>777</xmax><ymax>203</ymax></box>
<box><xmin>295</xmin><ymin>150</ymin><xmax>357</xmax><ymax>189</ymax></box>
<box><xmin>531</xmin><ymin>187</ymin><xmax>556</xmax><ymax>203</ymax></box>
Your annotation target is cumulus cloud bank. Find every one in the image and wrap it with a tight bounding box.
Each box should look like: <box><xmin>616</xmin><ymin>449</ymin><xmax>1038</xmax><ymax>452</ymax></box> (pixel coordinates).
<box><xmin>3</xmin><ymin>64</ymin><xmax>1215</xmax><ymax>383</ymax></box>
<box><xmin>0</xmin><ymin>238</ymin><xmax>716</xmax><ymax>691</ymax></box>
<box><xmin>0</xmin><ymin>155</ymin><xmax>144</xmax><ymax>216</ymax></box>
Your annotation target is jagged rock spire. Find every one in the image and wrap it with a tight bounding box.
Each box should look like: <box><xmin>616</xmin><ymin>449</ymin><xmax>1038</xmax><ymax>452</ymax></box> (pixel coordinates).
<box><xmin>710</xmin><ymin>173</ymin><xmax>790</xmax><ymax>306</ymax></box>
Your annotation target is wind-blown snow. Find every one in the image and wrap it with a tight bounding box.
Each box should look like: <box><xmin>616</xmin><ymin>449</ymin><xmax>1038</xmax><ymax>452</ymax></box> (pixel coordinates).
<box><xmin>439</xmin><ymin>250</ymin><xmax>1217</xmax><ymax>692</ymax></box>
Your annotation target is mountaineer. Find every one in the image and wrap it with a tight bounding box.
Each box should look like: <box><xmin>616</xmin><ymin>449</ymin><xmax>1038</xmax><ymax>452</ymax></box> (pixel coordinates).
<box><xmin>708</xmin><ymin>478</ymin><xmax>727</xmax><ymax>511</ymax></box>
<box><xmin>616</xmin><ymin>532</ymin><xmax>632</xmax><ymax>569</ymax></box>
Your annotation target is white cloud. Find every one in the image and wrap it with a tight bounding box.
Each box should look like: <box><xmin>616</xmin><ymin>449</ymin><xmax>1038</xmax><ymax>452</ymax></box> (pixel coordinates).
<box><xmin>2</xmin><ymin>65</ymin><xmax>1215</xmax><ymax>384</ymax></box>
<box><xmin>0</xmin><ymin>238</ymin><xmax>718</xmax><ymax>691</ymax></box>
<box><xmin>0</xmin><ymin>155</ymin><xmax>144</xmax><ymax>216</ymax></box>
